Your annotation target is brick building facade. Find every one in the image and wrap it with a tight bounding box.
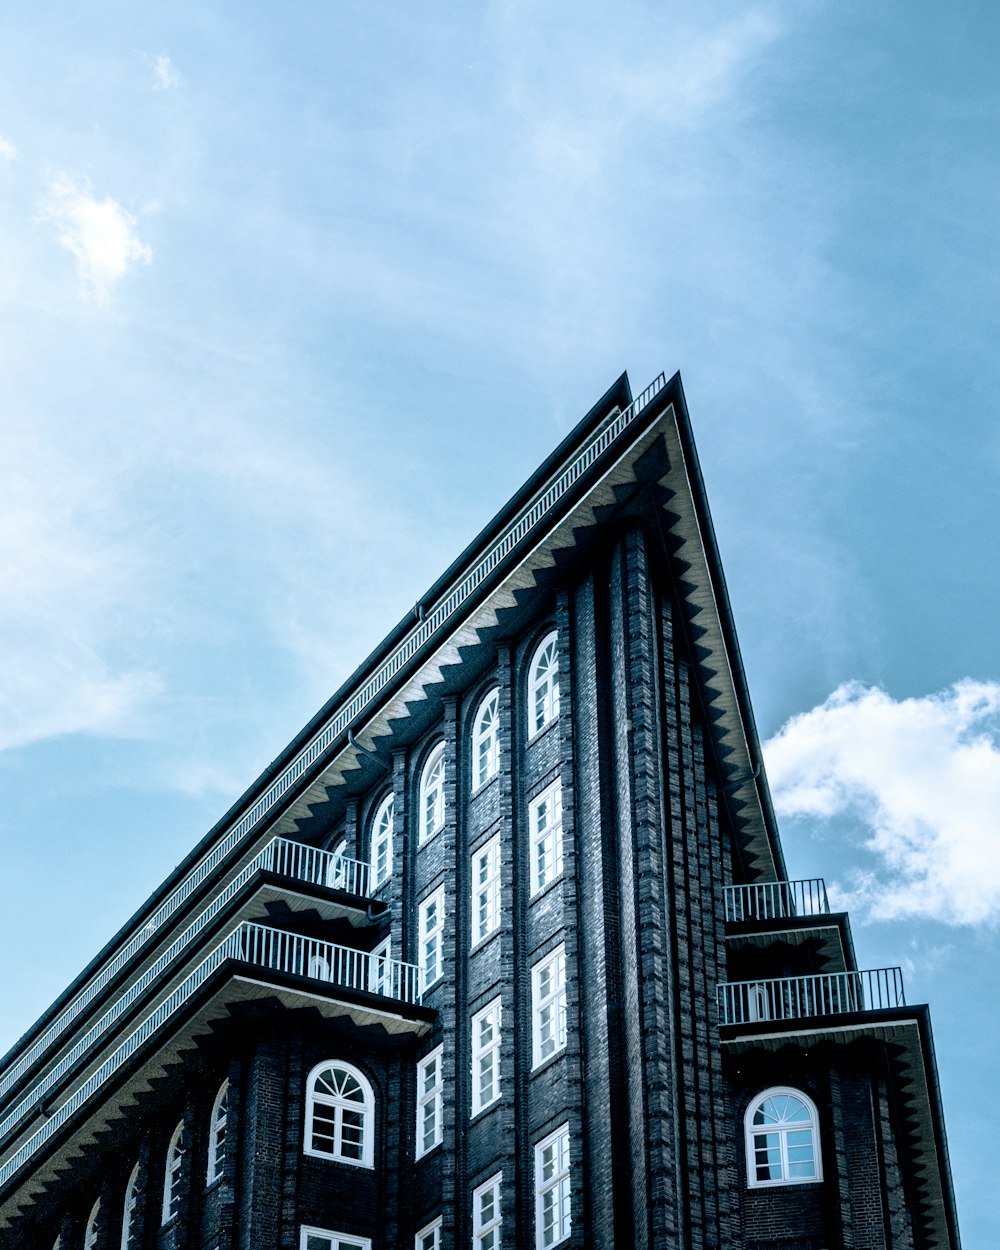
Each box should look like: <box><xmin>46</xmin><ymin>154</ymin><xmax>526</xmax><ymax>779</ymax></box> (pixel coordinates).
<box><xmin>0</xmin><ymin>371</ymin><xmax>960</xmax><ymax>1249</ymax></box>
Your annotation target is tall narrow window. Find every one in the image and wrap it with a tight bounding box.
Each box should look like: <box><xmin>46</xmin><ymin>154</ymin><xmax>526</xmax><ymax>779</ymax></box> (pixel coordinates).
<box><xmin>471</xmin><ymin>998</ymin><xmax>502</xmax><ymax>1116</ymax></box>
<box><xmin>371</xmin><ymin>794</ymin><xmax>394</xmax><ymax>888</ymax></box>
<box><xmin>474</xmin><ymin>1172</ymin><xmax>503</xmax><ymax>1250</ymax></box>
<box><xmin>418</xmin><ymin>888</ymin><xmax>445</xmax><ymax>990</ymax></box>
<box><xmin>300</xmin><ymin>1230</ymin><xmax>372</xmax><ymax>1250</ymax></box>
<box><xmin>529</xmin><ymin>780</ymin><xmax>563</xmax><ymax>895</ymax></box>
<box><xmin>206</xmin><ymin>1079</ymin><xmax>229</xmax><ymax>1184</ymax></box>
<box><xmin>419</xmin><ymin>744</ymin><xmax>446</xmax><ymax>844</ymax></box>
<box><xmin>471</xmin><ymin>836</ymin><xmax>501</xmax><ymax>946</ymax></box>
<box><xmin>532</xmin><ymin>945</ymin><xmax>567</xmax><ymax>1068</ymax></box>
<box><xmin>473</xmin><ymin>690</ymin><xmax>500</xmax><ymax>790</ymax></box>
<box><xmin>120</xmin><ymin>1162</ymin><xmax>140</xmax><ymax>1250</ymax></box>
<box><xmin>304</xmin><ymin>1061</ymin><xmax>375</xmax><ymax>1168</ymax></box>
<box><xmin>744</xmin><ymin>1088</ymin><xmax>822</xmax><ymax>1187</ymax></box>
<box><xmin>370</xmin><ymin>935</ymin><xmax>392</xmax><ymax>996</ymax></box>
<box><xmin>414</xmin><ymin>1217</ymin><xmax>442</xmax><ymax>1250</ymax></box>
<box><xmin>535</xmin><ymin>1125</ymin><xmax>571</xmax><ymax>1249</ymax></box>
<box><xmin>326</xmin><ymin>837</ymin><xmax>348</xmax><ymax>891</ymax></box>
<box><xmin>84</xmin><ymin>1199</ymin><xmax>100</xmax><ymax>1250</ymax></box>
<box><xmin>162</xmin><ymin>1120</ymin><xmax>186</xmax><ymax>1225</ymax></box>
<box><xmin>528</xmin><ymin>632</ymin><xmax>559</xmax><ymax>738</ymax></box>
<box><xmin>415</xmin><ymin>1046</ymin><xmax>444</xmax><ymax>1159</ymax></box>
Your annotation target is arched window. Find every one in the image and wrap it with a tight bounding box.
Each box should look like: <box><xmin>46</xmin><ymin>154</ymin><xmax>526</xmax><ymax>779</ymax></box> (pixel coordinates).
<box><xmin>419</xmin><ymin>744</ymin><xmax>446</xmax><ymax>845</ymax></box>
<box><xmin>326</xmin><ymin>837</ymin><xmax>348</xmax><ymax>890</ymax></box>
<box><xmin>83</xmin><ymin>1199</ymin><xmax>100</xmax><ymax>1250</ymax></box>
<box><xmin>304</xmin><ymin>1061</ymin><xmax>375</xmax><ymax>1168</ymax></box>
<box><xmin>528</xmin><ymin>632</ymin><xmax>560</xmax><ymax>738</ymax></box>
<box><xmin>162</xmin><ymin>1120</ymin><xmax>186</xmax><ymax>1224</ymax></box>
<box><xmin>206</xmin><ymin>1079</ymin><xmax>229</xmax><ymax>1184</ymax></box>
<box><xmin>370</xmin><ymin>795</ymin><xmax>393</xmax><ymax>888</ymax></box>
<box><xmin>473</xmin><ymin>690</ymin><xmax>500</xmax><ymax>791</ymax></box>
<box><xmin>120</xmin><ymin>1162</ymin><xmax>140</xmax><ymax>1250</ymax></box>
<box><xmin>744</xmin><ymin>1088</ymin><xmax>822</xmax><ymax>1187</ymax></box>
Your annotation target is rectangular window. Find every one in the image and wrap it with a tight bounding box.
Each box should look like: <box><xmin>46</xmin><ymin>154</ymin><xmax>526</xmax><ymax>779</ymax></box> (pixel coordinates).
<box><xmin>300</xmin><ymin>1230</ymin><xmax>372</xmax><ymax>1250</ymax></box>
<box><xmin>472</xmin><ymin>836</ymin><xmax>501</xmax><ymax>946</ymax></box>
<box><xmin>529</xmin><ymin>780</ymin><xmax>563</xmax><ymax>895</ymax></box>
<box><xmin>532</xmin><ymin>945</ymin><xmax>567</xmax><ymax>1068</ymax></box>
<box><xmin>473</xmin><ymin>1172</ymin><xmax>503</xmax><ymax>1250</ymax></box>
<box><xmin>370</xmin><ymin>935</ymin><xmax>391</xmax><ymax>997</ymax></box>
<box><xmin>418</xmin><ymin>887</ymin><xmax>445</xmax><ymax>990</ymax></box>
<box><xmin>534</xmin><ymin>1126</ymin><xmax>571</xmax><ymax>1250</ymax></box>
<box><xmin>416</xmin><ymin>1046</ymin><xmax>444</xmax><ymax>1159</ymax></box>
<box><xmin>414</xmin><ymin>1217</ymin><xmax>442</xmax><ymax>1250</ymax></box>
<box><xmin>471</xmin><ymin>998</ymin><xmax>502</xmax><ymax>1116</ymax></box>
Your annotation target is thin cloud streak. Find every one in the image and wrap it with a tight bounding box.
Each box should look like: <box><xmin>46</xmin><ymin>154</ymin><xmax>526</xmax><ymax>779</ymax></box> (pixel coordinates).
<box><xmin>152</xmin><ymin>55</ymin><xmax>180</xmax><ymax>91</ymax></box>
<box><xmin>765</xmin><ymin>680</ymin><xmax>1000</xmax><ymax>926</ymax></box>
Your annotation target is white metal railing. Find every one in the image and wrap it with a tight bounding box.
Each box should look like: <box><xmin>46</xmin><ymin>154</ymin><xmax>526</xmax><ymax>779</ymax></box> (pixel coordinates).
<box><xmin>724</xmin><ymin>878</ymin><xmax>829</xmax><ymax>923</ymax></box>
<box><xmin>717</xmin><ymin>968</ymin><xmax>906</xmax><ymax>1026</ymax></box>
<box><xmin>0</xmin><ymin>922</ymin><xmax>422</xmax><ymax>1192</ymax></box>
<box><xmin>0</xmin><ymin>838</ymin><xmax>368</xmax><ymax>1146</ymax></box>
<box><xmin>0</xmin><ymin>372</ymin><xmax>667</xmax><ymax>1110</ymax></box>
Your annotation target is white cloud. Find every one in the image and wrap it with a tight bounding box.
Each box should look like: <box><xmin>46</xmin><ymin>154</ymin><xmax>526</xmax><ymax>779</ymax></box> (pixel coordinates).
<box><xmin>764</xmin><ymin>680</ymin><xmax>1000</xmax><ymax>926</ymax></box>
<box><xmin>153</xmin><ymin>55</ymin><xmax>180</xmax><ymax>91</ymax></box>
<box><xmin>39</xmin><ymin>174</ymin><xmax>152</xmax><ymax>302</ymax></box>
<box><xmin>0</xmin><ymin>135</ymin><xmax>16</xmax><ymax>161</ymax></box>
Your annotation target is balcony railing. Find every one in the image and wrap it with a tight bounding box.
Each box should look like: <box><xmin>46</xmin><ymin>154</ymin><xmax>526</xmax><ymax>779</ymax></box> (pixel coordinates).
<box><xmin>724</xmin><ymin>878</ymin><xmax>830</xmax><ymax>923</ymax></box>
<box><xmin>0</xmin><ymin>921</ymin><xmax>423</xmax><ymax>1192</ymax></box>
<box><xmin>261</xmin><ymin>838</ymin><xmax>371</xmax><ymax>897</ymax></box>
<box><xmin>717</xmin><ymin>968</ymin><xmax>906</xmax><ymax>1026</ymax></box>
<box><xmin>0</xmin><ymin>837</ymin><xmax>371</xmax><ymax>1148</ymax></box>
<box><xmin>233</xmin><ymin>922</ymin><xmax>421</xmax><ymax>1004</ymax></box>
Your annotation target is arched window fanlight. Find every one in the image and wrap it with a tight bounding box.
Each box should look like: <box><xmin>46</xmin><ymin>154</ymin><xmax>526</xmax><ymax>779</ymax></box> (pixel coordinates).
<box><xmin>473</xmin><ymin>690</ymin><xmax>500</xmax><ymax>791</ymax></box>
<box><xmin>744</xmin><ymin>1087</ymin><xmax>822</xmax><ymax>1187</ymax></box>
<box><xmin>370</xmin><ymin>795</ymin><xmax>394</xmax><ymax>888</ymax></box>
<box><xmin>206</xmin><ymin>1079</ymin><xmax>230</xmax><ymax>1184</ymax></box>
<box><xmin>419</xmin><ymin>744</ymin><xmax>446</xmax><ymax>845</ymax></box>
<box><xmin>83</xmin><ymin>1199</ymin><xmax>100</xmax><ymax>1250</ymax></box>
<box><xmin>120</xmin><ymin>1161</ymin><xmax>140</xmax><ymax>1250</ymax></box>
<box><xmin>527</xmin><ymin>632</ymin><xmax>560</xmax><ymax>738</ymax></box>
<box><xmin>303</xmin><ymin>1061</ymin><xmax>375</xmax><ymax>1169</ymax></box>
<box><xmin>162</xmin><ymin>1120</ymin><xmax>186</xmax><ymax>1224</ymax></box>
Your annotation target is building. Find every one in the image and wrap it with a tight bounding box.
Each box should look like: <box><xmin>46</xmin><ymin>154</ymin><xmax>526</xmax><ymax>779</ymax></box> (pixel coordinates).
<box><xmin>0</xmin><ymin>371</ymin><xmax>961</xmax><ymax>1250</ymax></box>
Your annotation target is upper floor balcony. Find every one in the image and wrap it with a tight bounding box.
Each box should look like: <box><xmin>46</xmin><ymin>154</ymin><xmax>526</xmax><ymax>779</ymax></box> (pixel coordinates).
<box><xmin>717</xmin><ymin>966</ymin><xmax>906</xmax><ymax>1027</ymax></box>
<box><xmin>724</xmin><ymin>878</ymin><xmax>830</xmax><ymax>924</ymax></box>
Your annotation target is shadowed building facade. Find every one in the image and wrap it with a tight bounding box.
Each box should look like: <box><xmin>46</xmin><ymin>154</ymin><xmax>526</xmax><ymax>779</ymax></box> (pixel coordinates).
<box><xmin>0</xmin><ymin>372</ymin><xmax>961</xmax><ymax>1250</ymax></box>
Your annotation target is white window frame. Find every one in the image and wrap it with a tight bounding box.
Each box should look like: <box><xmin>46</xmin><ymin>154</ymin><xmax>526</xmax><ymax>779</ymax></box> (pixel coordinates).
<box><xmin>744</xmin><ymin>1086</ymin><xmax>822</xmax><ymax>1188</ymax></box>
<box><xmin>415</xmin><ymin>1045</ymin><xmax>444</xmax><ymax>1160</ymax></box>
<box><xmin>84</xmin><ymin>1198</ymin><xmax>100</xmax><ymax>1250</ymax></box>
<box><xmin>471</xmin><ymin>997</ymin><xmax>502</xmax><ymax>1116</ymax></box>
<box><xmin>471</xmin><ymin>835</ymin><xmax>501</xmax><ymax>947</ymax></box>
<box><xmin>473</xmin><ymin>1171</ymin><xmax>503</xmax><ymax>1250</ymax></box>
<box><xmin>529</xmin><ymin>779</ymin><xmax>563</xmax><ymax>895</ymax></box>
<box><xmin>531</xmin><ymin>945</ymin><xmax>567</xmax><ymax>1068</ymax></box>
<box><xmin>534</xmin><ymin>1124</ymin><xmax>571</xmax><ymax>1249</ymax></box>
<box><xmin>370</xmin><ymin>793</ymin><xmax>394</xmax><ymax>889</ymax></box>
<box><xmin>528</xmin><ymin>632</ymin><xmax>560</xmax><ymax>738</ymax></box>
<box><xmin>162</xmin><ymin>1119</ymin><xmax>185</xmax><ymax>1225</ymax></box>
<box><xmin>418</xmin><ymin>887</ymin><xmax>445</xmax><ymax>990</ymax></box>
<box><xmin>299</xmin><ymin>1229</ymin><xmax>372</xmax><ymax>1250</ymax></box>
<box><xmin>414</xmin><ymin>1216</ymin><xmax>442</xmax><ymax>1250</ymax></box>
<box><xmin>419</xmin><ymin>743</ymin><xmax>446</xmax><ymax>845</ymax></box>
<box><xmin>473</xmin><ymin>689</ymin><xmax>500</xmax><ymax>790</ymax></box>
<box><xmin>326</xmin><ymin>837</ymin><xmax>348</xmax><ymax>890</ymax></box>
<box><xmin>206</xmin><ymin>1078</ymin><xmax>229</xmax><ymax>1184</ymax></box>
<box><xmin>120</xmin><ymin>1162</ymin><xmax>140</xmax><ymax>1250</ymax></box>
<box><xmin>370</xmin><ymin>935</ymin><xmax>392</xmax><ymax>996</ymax></box>
<box><xmin>303</xmin><ymin>1060</ymin><xmax>375</xmax><ymax>1168</ymax></box>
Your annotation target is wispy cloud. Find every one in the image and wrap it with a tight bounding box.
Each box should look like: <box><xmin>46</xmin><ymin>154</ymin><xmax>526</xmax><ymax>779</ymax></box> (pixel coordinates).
<box><xmin>152</xmin><ymin>55</ymin><xmax>180</xmax><ymax>91</ymax></box>
<box><xmin>0</xmin><ymin>135</ymin><xmax>16</xmax><ymax>161</ymax></box>
<box><xmin>765</xmin><ymin>680</ymin><xmax>1000</xmax><ymax>926</ymax></box>
<box><xmin>39</xmin><ymin>174</ymin><xmax>152</xmax><ymax>302</ymax></box>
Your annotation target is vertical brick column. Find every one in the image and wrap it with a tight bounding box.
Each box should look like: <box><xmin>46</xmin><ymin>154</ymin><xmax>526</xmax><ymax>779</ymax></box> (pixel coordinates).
<box><xmin>238</xmin><ymin>1028</ymin><xmax>287</xmax><ymax>1250</ymax></box>
<box><xmin>389</xmin><ymin>750</ymin><xmax>408</xmax><ymax>957</ymax></box>
<box><xmin>437</xmin><ymin>696</ymin><xmax>460</xmax><ymax>1250</ymax></box>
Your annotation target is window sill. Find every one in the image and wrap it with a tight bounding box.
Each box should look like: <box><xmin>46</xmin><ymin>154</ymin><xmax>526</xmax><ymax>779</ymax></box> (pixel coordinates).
<box><xmin>530</xmin><ymin>1045</ymin><xmax>567</xmax><ymax>1077</ymax></box>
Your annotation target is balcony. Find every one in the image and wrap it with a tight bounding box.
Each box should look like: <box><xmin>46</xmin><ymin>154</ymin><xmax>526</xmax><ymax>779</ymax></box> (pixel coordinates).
<box><xmin>717</xmin><ymin>967</ymin><xmax>906</xmax><ymax>1026</ymax></box>
<box><xmin>259</xmin><ymin>837</ymin><xmax>372</xmax><ymax>898</ymax></box>
<box><xmin>724</xmin><ymin>878</ymin><xmax>830</xmax><ymax>923</ymax></box>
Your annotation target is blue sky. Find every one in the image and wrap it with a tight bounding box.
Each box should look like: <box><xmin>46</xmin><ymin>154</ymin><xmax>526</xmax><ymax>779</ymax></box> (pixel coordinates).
<box><xmin>1</xmin><ymin>1</ymin><xmax>997</xmax><ymax>1241</ymax></box>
